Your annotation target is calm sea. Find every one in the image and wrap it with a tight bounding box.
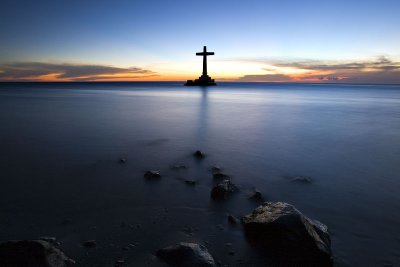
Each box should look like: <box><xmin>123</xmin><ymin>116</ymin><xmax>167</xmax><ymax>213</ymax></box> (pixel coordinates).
<box><xmin>0</xmin><ymin>82</ymin><xmax>399</xmax><ymax>266</ymax></box>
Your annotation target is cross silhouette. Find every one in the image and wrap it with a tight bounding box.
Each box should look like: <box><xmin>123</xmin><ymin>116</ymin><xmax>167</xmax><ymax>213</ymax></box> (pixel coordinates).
<box><xmin>196</xmin><ymin>46</ymin><xmax>214</xmax><ymax>76</ymax></box>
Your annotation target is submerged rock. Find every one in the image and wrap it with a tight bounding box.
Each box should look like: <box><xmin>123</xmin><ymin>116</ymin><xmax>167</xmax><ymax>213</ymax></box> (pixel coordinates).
<box><xmin>171</xmin><ymin>164</ymin><xmax>187</xmax><ymax>170</ymax></box>
<box><xmin>115</xmin><ymin>259</ymin><xmax>125</xmax><ymax>266</ymax></box>
<box><xmin>211</xmin><ymin>180</ymin><xmax>238</xmax><ymax>200</ymax></box>
<box><xmin>212</xmin><ymin>172</ymin><xmax>230</xmax><ymax>180</ymax></box>
<box><xmin>227</xmin><ymin>215</ymin><xmax>239</xmax><ymax>225</ymax></box>
<box><xmin>82</xmin><ymin>240</ymin><xmax>97</xmax><ymax>248</ymax></box>
<box><xmin>157</xmin><ymin>242</ymin><xmax>216</xmax><ymax>267</ymax></box>
<box><xmin>210</xmin><ymin>166</ymin><xmax>222</xmax><ymax>173</ymax></box>
<box><xmin>249</xmin><ymin>191</ymin><xmax>264</xmax><ymax>201</ymax></box>
<box><xmin>144</xmin><ymin>170</ymin><xmax>161</xmax><ymax>179</ymax></box>
<box><xmin>242</xmin><ymin>202</ymin><xmax>332</xmax><ymax>265</ymax></box>
<box><xmin>0</xmin><ymin>240</ymin><xmax>74</xmax><ymax>267</ymax></box>
<box><xmin>184</xmin><ymin>179</ymin><xmax>197</xmax><ymax>186</ymax></box>
<box><xmin>119</xmin><ymin>158</ymin><xmax>126</xmax><ymax>164</ymax></box>
<box><xmin>193</xmin><ymin>150</ymin><xmax>206</xmax><ymax>159</ymax></box>
<box><xmin>290</xmin><ymin>176</ymin><xmax>313</xmax><ymax>183</ymax></box>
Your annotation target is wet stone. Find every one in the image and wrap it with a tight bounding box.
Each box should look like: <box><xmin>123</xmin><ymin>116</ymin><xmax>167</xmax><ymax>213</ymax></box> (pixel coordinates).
<box><xmin>242</xmin><ymin>201</ymin><xmax>332</xmax><ymax>266</ymax></box>
<box><xmin>0</xmin><ymin>240</ymin><xmax>75</xmax><ymax>267</ymax></box>
<box><xmin>227</xmin><ymin>215</ymin><xmax>239</xmax><ymax>225</ymax></box>
<box><xmin>144</xmin><ymin>170</ymin><xmax>161</xmax><ymax>179</ymax></box>
<box><xmin>193</xmin><ymin>150</ymin><xmax>206</xmax><ymax>159</ymax></box>
<box><xmin>157</xmin><ymin>242</ymin><xmax>216</xmax><ymax>267</ymax></box>
<box><xmin>211</xmin><ymin>180</ymin><xmax>238</xmax><ymax>200</ymax></box>
<box><xmin>82</xmin><ymin>240</ymin><xmax>97</xmax><ymax>248</ymax></box>
<box><xmin>249</xmin><ymin>191</ymin><xmax>264</xmax><ymax>201</ymax></box>
<box><xmin>290</xmin><ymin>176</ymin><xmax>313</xmax><ymax>183</ymax></box>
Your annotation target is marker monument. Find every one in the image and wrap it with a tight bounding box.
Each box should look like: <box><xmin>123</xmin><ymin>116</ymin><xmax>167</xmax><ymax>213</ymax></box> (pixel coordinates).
<box><xmin>185</xmin><ymin>46</ymin><xmax>217</xmax><ymax>86</ymax></box>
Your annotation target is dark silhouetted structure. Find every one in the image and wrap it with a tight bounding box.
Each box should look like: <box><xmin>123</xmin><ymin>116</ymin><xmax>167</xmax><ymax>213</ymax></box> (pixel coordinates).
<box><xmin>185</xmin><ymin>46</ymin><xmax>216</xmax><ymax>86</ymax></box>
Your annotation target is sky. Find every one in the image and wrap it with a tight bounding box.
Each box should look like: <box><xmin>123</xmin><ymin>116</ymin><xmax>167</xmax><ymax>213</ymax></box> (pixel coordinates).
<box><xmin>0</xmin><ymin>0</ymin><xmax>399</xmax><ymax>83</ymax></box>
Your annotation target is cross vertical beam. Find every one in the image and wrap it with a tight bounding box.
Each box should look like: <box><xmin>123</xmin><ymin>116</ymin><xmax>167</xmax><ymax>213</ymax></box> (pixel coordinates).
<box><xmin>196</xmin><ymin>46</ymin><xmax>215</xmax><ymax>76</ymax></box>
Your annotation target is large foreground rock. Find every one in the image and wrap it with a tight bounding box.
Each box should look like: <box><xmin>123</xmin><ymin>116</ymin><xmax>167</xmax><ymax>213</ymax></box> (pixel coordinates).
<box><xmin>0</xmin><ymin>240</ymin><xmax>74</xmax><ymax>267</ymax></box>
<box><xmin>157</xmin><ymin>242</ymin><xmax>216</xmax><ymax>267</ymax></box>
<box><xmin>242</xmin><ymin>202</ymin><xmax>332</xmax><ymax>266</ymax></box>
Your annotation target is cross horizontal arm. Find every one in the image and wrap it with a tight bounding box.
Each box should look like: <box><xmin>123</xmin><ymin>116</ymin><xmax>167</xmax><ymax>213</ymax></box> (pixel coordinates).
<box><xmin>196</xmin><ymin>52</ymin><xmax>215</xmax><ymax>56</ymax></box>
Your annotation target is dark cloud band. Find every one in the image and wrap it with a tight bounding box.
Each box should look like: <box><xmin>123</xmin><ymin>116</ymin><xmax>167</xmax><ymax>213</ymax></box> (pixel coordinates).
<box><xmin>0</xmin><ymin>62</ymin><xmax>156</xmax><ymax>81</ymax></box>
<box><xmin>235</xmin><ymin>56</ymin><xmax>400</xmax><ymax>84</ymax></box>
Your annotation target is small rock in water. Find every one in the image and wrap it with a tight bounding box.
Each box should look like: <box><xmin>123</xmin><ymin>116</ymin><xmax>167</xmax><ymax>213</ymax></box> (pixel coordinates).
<box><xmin>0</xmin><ymin>240</ymin><xmax>75</xmax><ymax>267</ymax></box>
<box><xmin>193</xmin><ymin>150</ymin><xmax>206</xmax><ymax>159</ymax></box>
<box><xmin>211</xmin><ymin>180</ymin><xmax>238</xmax><ymax>200</ymax></box>
<box><xmin>227</xmin><ymin>215</ymin><xmax>239</xmax><ymax>225</ymax></box>
<box><xmin>144</xmin><ymin>170</ymin><xmax>161</xmax><ymax>179</ymax></box>
<box><xmin>157</xmin><ymin>242</ymin><xmax>216</xmax><ymax>267</ymax></box>
<box><xmin>210</xmin><ymin>166</ymin><xmax>222</xmax><ymax>172</ymax></box>
<box><xmin>115</xmin><ymin>259</ymin><xmax>125</xmax><ymax>266</ymax></box>
<box><xmin>212</xmin><ymin>172</ymin><xmax>230</xmax><ymax>180</ymax></box>
<box><xmin>184</xmin><ymin>179</ymin><xmax>197</xmax><ymax>186</ymax></box>
<box><xmin>242</xmin><ymin>201</ymin><xmax>332</xmax><ymax>265</ymax></box>
<box><xmin>290</xmin><ymin>176</ymin><xmax>313</xmax><ymax>183</ymax></box>
<box><xmin>82</xmin><ymin>240</ymin><xmax>97</xmax><ymax>248</ymax></box>
<box><xmin>249</xmin><ymin>191</ymin><xmax>264</xmax><ymax>201</ymax></box>
<box><xmin>171</xmin><ymin>164</ymin><xmax>187</xmax><ymax>170</ymax></box>
<box><xmin>119</xmin><ymin>158</ymin><xmax>126</xmax><ymax>164</ymax></box>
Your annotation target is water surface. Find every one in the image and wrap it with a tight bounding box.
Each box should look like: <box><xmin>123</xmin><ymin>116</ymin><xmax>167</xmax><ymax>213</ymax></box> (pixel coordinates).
<box><xmin>0</xmin><ymin>82</ymin><xmax>399</xmax><ymax>266</ymax></box>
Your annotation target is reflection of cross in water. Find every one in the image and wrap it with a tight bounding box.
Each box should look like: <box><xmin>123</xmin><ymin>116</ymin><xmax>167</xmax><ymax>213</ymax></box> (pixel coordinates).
<box><xmin>196</xmin><ymin>46</ymin><xmax>214</xmax><ymax>77</ymax></box>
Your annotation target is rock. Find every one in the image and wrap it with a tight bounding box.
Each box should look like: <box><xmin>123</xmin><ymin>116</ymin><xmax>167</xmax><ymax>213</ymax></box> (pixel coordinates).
<box><xmin>144</xmin><ymin>170</ymin><xmax>161</xmax><ymax>179</ymax></box>
<box><xmin>82</xmin><ymin>240</ymin><xmax>97</xmax><ymax>248</ymax></box>
<box><xmin>115</xmin><ymin>259</ymin><xmax>125</xmax><ymax>266</ymax></box>
<box><xmin>211</xmin><ymin>180</ymin><xmax>238</xmax><ymax>200</ymax></box>
<box><xmin>212</xmin><ymin>172</ymin><xmax>230</xmax><ymax>180</ymax></box>
<box><xmin>157</xmin><ymin>242</ymin><xmax>216</xmax><ymax>267</ymax></box>
<box><xmin>171</xmin><ymin>164</ymin><xmax>187</xmax><ymax>170</ymax></box>
<box><xmin>119</xmin><ymin>158</ymin><xmax>126</xmax><ymax>164</ymax></box>
<box><xmin>290</xmin><ymin>176</ymin><xmax>313</xmax><ymax>183</ymax></box>
<box><xmin>242</xmin><ymin>202</ymin><xmax>332</xmax><ymax>265</ymax></box>
<box><xmin>0</xmin><ymin>240</ymin><xmax>74</xmax><ymax>267</ymax></box>
<box><xmin>185</xmin><ymin>179</ymin><xmax>197</xmax><ymax>186</ymax></box>
<box><xmin>227</xmin><ymin>215</ymin><xmax>239</xmax><ymax>225</ymax></box>
<box><xmin>249</xmin><ymin>191</ymin><xmax>264</xmax><ymax>201</ymax></box>
<box><xmin>193</xmin><ymin>150</ymin><xmax>205</xmax><ymax>159</ymax></box>
<box><xmin>210</xmin><ymin>166</ymin><xmax>222</xmax><ymax>172</ymax></box>
<box><xmin>38</xmin><ymin>237</ymin><xmax>57</xmax><ymax>244</ymax></box>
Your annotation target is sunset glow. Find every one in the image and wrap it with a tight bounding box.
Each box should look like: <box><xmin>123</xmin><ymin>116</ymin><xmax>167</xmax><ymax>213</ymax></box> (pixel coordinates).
<box><xmin>1</xmin><ymin>0</ymin><xmax>399</xmax><ymax>83</ymax></box>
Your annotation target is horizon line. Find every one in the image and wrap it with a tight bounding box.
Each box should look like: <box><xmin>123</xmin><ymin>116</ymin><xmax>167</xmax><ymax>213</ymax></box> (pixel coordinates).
<box><xmin>0</xmin><ymin>81</ymin><xmax>399</xmax><ymax>86</ymax></box>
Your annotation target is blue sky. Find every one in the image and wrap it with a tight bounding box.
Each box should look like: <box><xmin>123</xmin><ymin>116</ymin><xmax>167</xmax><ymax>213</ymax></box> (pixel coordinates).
<box><xmin>0</xmin><ymin>0</ymin><xmax>399</xmax><ymax>82</ymax></box>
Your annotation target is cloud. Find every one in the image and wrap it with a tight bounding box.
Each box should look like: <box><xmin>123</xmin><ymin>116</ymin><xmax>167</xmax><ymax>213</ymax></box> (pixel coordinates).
<box><xmin>237</xmin><ymin>74</ymin><xmax>293</xmax><ymax>82</ymax></box>
<box><xmin>274</xmin><ymin>56</ymin><xmax>400</xmax><ymax>72</ymax></box>
<box><xmin>233</xmin><ymin>56</ymin><xmax>400</xmax><ymax>84</ymax></box>
<box><xmin>0</xmin><ymin>62</ymin><xmax>157</xmax><ymax>81</ymax></box>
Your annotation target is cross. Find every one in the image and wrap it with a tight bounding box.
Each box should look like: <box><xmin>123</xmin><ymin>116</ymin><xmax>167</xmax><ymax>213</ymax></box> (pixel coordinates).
<box><xmin>196</xmin><ymin>46</ymin><xmax>214</xmax><ymax>76</ymax></box>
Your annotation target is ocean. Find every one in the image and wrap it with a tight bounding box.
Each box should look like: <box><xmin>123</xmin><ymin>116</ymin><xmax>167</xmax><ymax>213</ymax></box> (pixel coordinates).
<box><xmin>0</xmin><ymin>82</ymin><xmax>399</xmax><ymax>266</ymax></box>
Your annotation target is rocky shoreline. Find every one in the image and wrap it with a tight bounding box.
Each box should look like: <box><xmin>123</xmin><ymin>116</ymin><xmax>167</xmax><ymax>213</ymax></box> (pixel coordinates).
<box><xmin>0</xmin><ymin>150</ymin><xmax>333</xmax><ymax>267</ymax></box>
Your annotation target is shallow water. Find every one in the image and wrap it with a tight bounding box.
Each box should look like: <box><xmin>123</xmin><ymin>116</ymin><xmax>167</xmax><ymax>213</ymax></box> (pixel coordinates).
<box><xmin>0</xmin><ymin>82</ymin><xmax>399</xmax><ymax>266</ymax></box>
